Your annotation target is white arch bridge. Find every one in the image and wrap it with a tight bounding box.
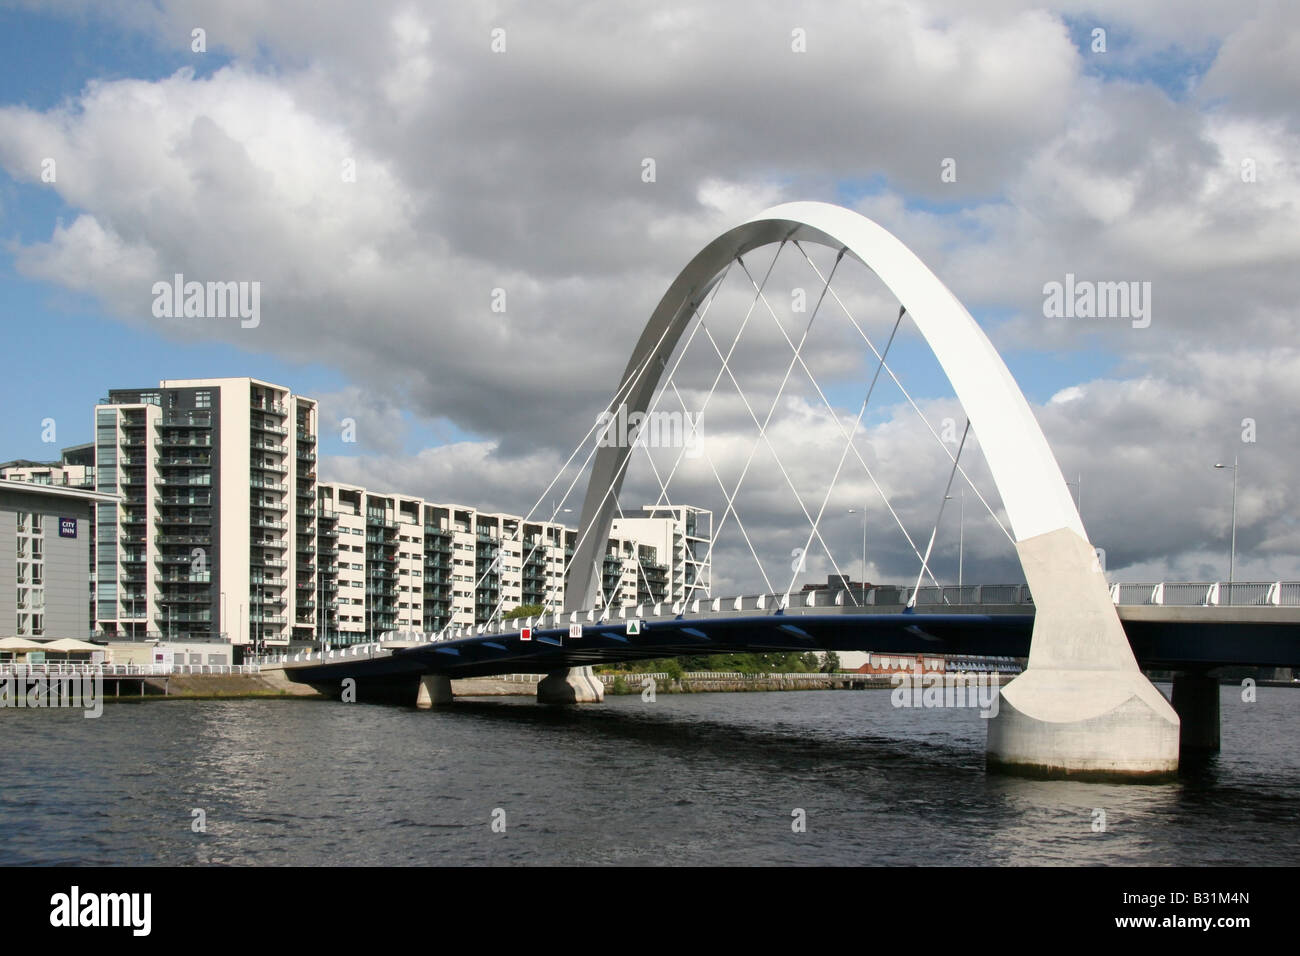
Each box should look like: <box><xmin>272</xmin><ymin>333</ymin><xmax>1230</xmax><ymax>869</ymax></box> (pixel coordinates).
<box><xmin>283</xmin><ymin>202</ymin><xmax>1288</xmax><ymax>781</ymax></box>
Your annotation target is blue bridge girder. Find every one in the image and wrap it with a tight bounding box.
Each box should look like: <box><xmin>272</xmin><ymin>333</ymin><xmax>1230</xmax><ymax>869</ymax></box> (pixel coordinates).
<box><xmin>280</xmin><ymin>605</ymin><xmax>1300</xmax><ymax>686</ymax></box>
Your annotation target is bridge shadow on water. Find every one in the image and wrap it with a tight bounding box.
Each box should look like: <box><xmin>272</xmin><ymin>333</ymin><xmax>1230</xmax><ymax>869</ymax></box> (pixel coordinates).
<box><xmin>428</xmin><ymin>696</ymin><xmax>983</xmax><ymax>776</ymax></box>
<box><xmin>414</xmin><ymin>695</ymin><xmax>1300</xmax><ymax>826</ymax></box>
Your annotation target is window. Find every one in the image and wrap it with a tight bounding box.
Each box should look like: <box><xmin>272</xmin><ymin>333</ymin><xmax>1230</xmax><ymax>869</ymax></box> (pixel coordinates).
<box><xmin>195</xmin><ymin>391</ymin><xmax>212</xmax><ymax>409</ymax></box>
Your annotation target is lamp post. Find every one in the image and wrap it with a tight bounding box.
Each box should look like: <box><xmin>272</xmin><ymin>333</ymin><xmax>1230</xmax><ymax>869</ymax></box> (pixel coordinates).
<box><xmin>945</xmin><ymin>491</ymin><xmax>966</xmax><ymax>591</ymax></box>
<box><xmin>1214</xmin><ymin>457</ymin><xmax>1238</xmax><ymax>597</ymax></box>
<box><xmin>1066</xmin><ymin>473</ymin><xmax>1082</xmax><ymax>521</ymax></box>
<box><xmin>847</xmin><ymin>507</ymin><xmax>867</xmax><ymax>594</ymax></box>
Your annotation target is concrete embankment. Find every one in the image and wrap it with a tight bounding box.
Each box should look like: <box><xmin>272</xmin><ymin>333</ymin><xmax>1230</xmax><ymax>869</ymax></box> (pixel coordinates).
<box><xmin>109</xmin><ymin>668</ymin><xmax>326</xmax><ymax>700</ymax></box>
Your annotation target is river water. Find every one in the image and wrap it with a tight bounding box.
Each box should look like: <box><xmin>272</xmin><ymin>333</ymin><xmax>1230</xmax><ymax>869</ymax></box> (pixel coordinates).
<box><xmin>2</xmin><ymin>685</ymin><xmax>1297</xmax><ymax>866</ymax></box>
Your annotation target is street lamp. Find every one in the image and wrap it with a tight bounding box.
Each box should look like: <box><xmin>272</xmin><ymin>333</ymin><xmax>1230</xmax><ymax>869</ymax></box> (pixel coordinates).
<box><xmin>847</xmin><ymin>507</ymin><xmax>867</xmax><ymax>591</ymax></box>
<box><xmin>1214</xmin><ymin>457</ymin><xmax>1238</xmax><ymax>596</ymax></box>
<box><xmin>1065</xmin><ymin>472</ymin><xmax>1082</xmax><ymax>521</ymax></box>
<box><xmin>945</xmin><ymin>490</ymin><xmax>966</xmax><ymax>591</ymax></box>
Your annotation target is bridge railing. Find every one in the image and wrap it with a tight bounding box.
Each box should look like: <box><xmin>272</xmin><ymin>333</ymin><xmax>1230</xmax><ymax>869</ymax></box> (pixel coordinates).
<box><xmin>1108</xmin><ymin>581</ymin><xmax>1300</xmax><ymax>607</ymax></box>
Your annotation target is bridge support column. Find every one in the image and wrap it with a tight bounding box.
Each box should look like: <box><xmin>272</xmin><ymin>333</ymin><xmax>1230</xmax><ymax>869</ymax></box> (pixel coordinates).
<box><xmin>986</xmin><ymin>528</ymin><xmax>1180</xmax><ymax>780</ymax></box>
<box><xmin>537</xmin><ymin>666</ymin><xmax>604</xmax><ymax>705</ymax></box>
<box><xmin>415</xmin><ymin>674</ymin><xmax>453</xmax><ymax>709</ymax></box>
<box><xmin>1171</xmin><ymin>672</ymin><xmax>1221</xmax><ymax>754</ymax></box>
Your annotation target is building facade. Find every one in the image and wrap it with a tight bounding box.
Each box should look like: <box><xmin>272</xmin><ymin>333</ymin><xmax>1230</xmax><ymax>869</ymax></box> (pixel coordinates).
<box><xmin>316</xmin><ymin>482</ymin><xmax>710</xmax><ymax>645</ymax></box>
<box><xmin>0</xmin><ymin>480</ymin><xmax>117</xmax><ymax>640</ymax></box>
<box><xmin>610</xmin><ymin>505</ymin><xmax>712</xmax><ymax>605</ymax></box>
<box><xmin>92</xmin><ymin>378</ymin><xmax>318</xmax><ymax>649</ymax></box>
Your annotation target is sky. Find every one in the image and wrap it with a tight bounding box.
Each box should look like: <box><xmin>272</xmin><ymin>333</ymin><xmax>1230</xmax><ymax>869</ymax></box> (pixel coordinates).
<box><xmin>0</xmin><ymin>0</ymin><xmax>1297</xmax><ymax>593</ymax></box>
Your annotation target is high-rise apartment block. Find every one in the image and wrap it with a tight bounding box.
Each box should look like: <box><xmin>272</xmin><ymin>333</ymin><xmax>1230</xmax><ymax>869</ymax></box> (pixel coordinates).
<box><xmin>91</xmin><ymin>378</ymin><xmax>318</xmax><ymax>649</ymax></box>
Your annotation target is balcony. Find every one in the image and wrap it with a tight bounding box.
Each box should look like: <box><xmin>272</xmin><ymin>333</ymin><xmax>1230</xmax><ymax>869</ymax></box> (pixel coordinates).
<box><xmin>251</xmin><ymin>518</ymin><xmax>287</xmax><ymax>531</ymax></box>
<box><xmin>250</xmin><ymin>461</ymin><xmax>288</xmax><ymax>476</ymax></box>
<box><xmin>154</xmin><ymin>610</ymin><xmax>213</xmax><ymax>624</ymax></box>
<box><xmin>155</xmin><ymin>533</ymin><xmax>211</xmax><ymax>546</ymax></box>
<box><xmin>155</xmin><ymin>455</ymin><xmax>211</xmax><ymax>467</ymax></box>
<box><xmin>157</xmin><ymin>593</ymin><xmax>213</xmax><ymax>605</ymax></box>
<box><xmin>155</xmin><ymin>573</ymin><xmax>211</xmax><ymax>585</ymax></box>
<box><xmin>158</xmin><ymin>475</ymin><xmax>212</xmax><ymax>487</ymax></box>
<box><xmin>156</xmin><ymin>435</ymin><xmax>212</xmax><ymax>449</ymax></box>
<box><xmin>251</xmin><ymin>420</ymin><xmax>289</xmax><ymax>437</ymax></box>
<box><xmin>154</xmin><ymin>514</ymin><xmax>212</xmax><ymax>526</ymax></box>
<box><xmin>160</xmin><ymin>413</ymin><xmax>212</xmax><ymax>428</ymax></box>
<box><xmin>250</xmin><ymin>558</ymin><xmax>288</xmax><ymax>570</ymax></box>
<box><xmin>251</xmin><ymin>398</ymin><xmax>288</xmax><ymax>416</ymax></box>
<box><xmin>157</xmin><ymin>495</ymin><xmax>211</xmax><ymax>507</ymax></box>
<box><xmin>250</xmin><ymin>478</ymin><xmax>286</xmax><ymax>492</ymax></box>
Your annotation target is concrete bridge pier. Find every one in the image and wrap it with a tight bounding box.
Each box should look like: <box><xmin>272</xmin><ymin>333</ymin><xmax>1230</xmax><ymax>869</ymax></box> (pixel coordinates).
<box><xmin>1171</xmin><ymin>671</ymin><xmax>1221</xmax><ymax>754</ymax></box>
<box><xmin>415</xmin><ymin>674</ymin><xmax>454</xmax><ymax>708</ymax></box>
<box><xmin>537</xmin><ymin>666</ymin><xmax>605</xmax><ymax>705</ymax></box>
<box><xmin>986</xmin><ymin>528</ymin><xmax>1181</xmax><ymax>780</ymax></box>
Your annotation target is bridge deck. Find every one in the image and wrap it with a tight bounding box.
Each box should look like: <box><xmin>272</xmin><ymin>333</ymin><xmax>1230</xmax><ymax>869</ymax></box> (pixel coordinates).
<box><xmin>277</xmin><ymin>598</ymin><xmax>1300</xmax><ymax>685</ymax></box>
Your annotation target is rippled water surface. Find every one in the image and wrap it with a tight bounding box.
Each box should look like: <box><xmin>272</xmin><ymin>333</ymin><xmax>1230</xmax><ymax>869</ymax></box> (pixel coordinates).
<box><xmin>2</xmin><ymin>685</ymin><xmax>1297</xmax><ymax>865</ymax></box>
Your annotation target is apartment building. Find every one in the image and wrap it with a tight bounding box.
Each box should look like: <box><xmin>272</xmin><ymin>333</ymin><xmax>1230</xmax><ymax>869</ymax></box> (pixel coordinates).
<box><xmin>316</xmin><ymin>481</ymin><xmax>709</xmax><ymax>644</ymax></box>
<box><xmin>92</xmin><ymin>378</ymin><xmax>318</xmax><ymax>650</ymax></box>
<box><xmin>611</xmin><ymin>505</ymin><xmax>712</xmax><ymax>605</ymax></box>
<box><xmin>0</xmin><ymin>443</ymin><xmax>96</xmax><ymax>489</ymax></box>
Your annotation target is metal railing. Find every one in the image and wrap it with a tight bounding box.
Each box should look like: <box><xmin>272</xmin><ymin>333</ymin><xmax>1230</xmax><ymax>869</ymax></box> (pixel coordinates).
<box><xmin>0</xmin><ymin>663</ymin><xmax>260</xmax><ymax>677</ymax></box>
<box><xmin>1109</xmin><ymin>581</ymin><xmax>1300</xmax><ymax>607</ymax></box>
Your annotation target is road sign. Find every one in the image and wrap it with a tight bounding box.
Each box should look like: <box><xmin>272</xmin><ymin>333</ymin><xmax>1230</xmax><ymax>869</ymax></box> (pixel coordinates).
<box><xmin>626</xmin><ymin>619</ymin><xmax>642</xmax><ymax>636</ymax></box>
<box><xmin>520</xmin><ymin>627</ymin><xmax>532</xmax><ymax>641</ymax></box>
<box><xmin>569</xmin><ymin>623</ymin><xmax>582</xmax><ymax>639</ymax></box>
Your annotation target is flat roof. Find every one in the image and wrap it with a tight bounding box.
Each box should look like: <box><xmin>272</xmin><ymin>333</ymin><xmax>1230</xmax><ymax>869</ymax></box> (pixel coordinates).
<box><xmin>0</xmin><ymin>478</ymin><xmax>119</xmax><ymax>504</ymax></box>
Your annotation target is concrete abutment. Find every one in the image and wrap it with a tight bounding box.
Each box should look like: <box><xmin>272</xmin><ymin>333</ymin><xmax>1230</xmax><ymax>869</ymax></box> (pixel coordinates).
<box><xmin>537</xmin><ymin>666</ymin><xmax>605</xmax><ymax>705</ymax></box>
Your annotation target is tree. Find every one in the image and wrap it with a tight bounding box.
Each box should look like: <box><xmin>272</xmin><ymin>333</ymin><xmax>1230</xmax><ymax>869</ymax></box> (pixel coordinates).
<box><xmin>503</xmin><ymin>603</ymin><xmax>544</xmax><ymax>622</ymax></box>
<box><xmin>820</xmin><ymin>650</ymin><xmax>841</xmax><ymax>673</ymax></box>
